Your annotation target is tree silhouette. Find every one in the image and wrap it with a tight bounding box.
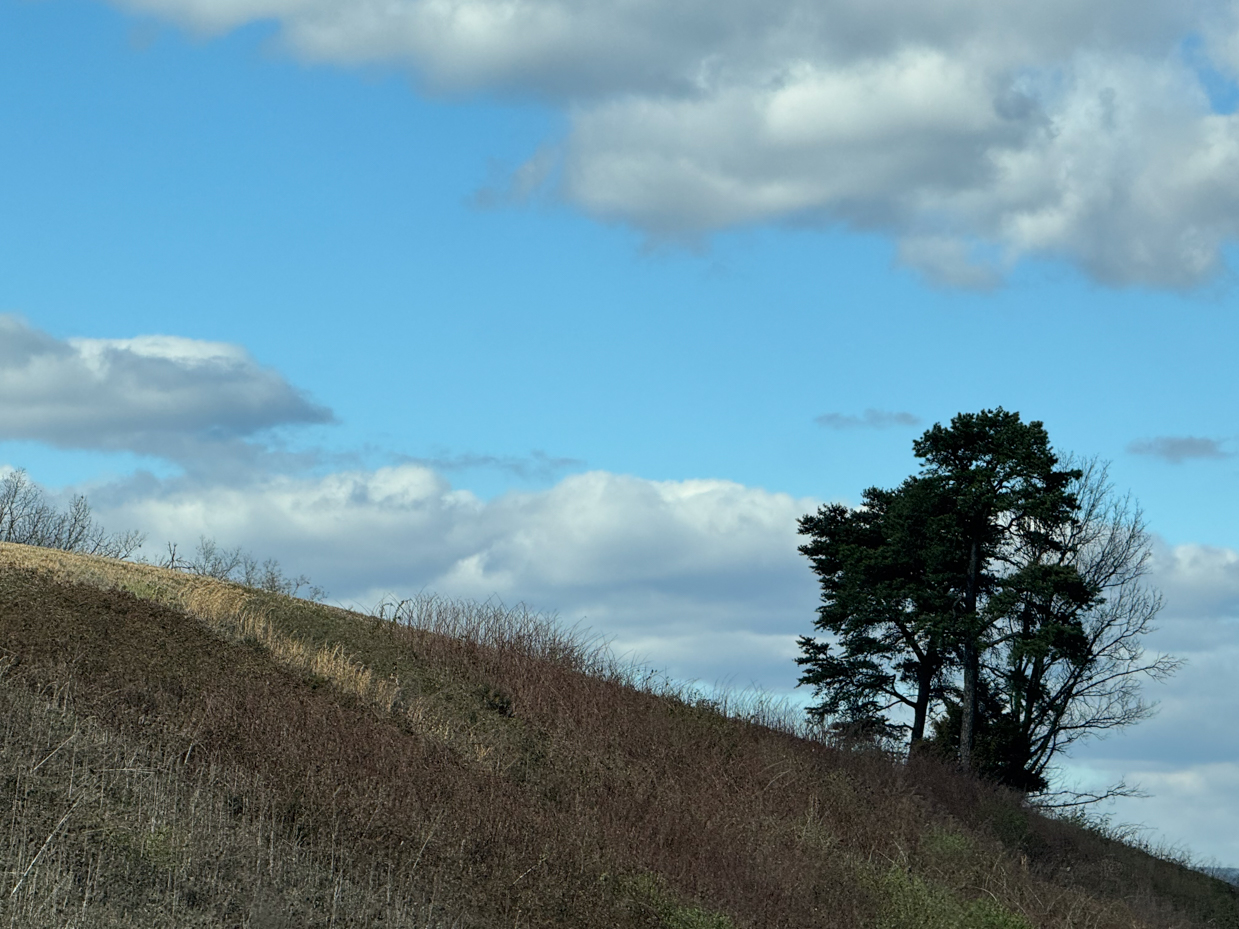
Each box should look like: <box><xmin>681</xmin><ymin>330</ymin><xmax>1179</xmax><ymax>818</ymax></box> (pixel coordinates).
<box><xmin>798</xmin><ymin>410</ymin><xmax>1167</xmax><ymax>793</ymax></box>
<box><xmin>796</xmin><ymin>476</ymin><xmax>961</xmax><ymax>745</ymax></box>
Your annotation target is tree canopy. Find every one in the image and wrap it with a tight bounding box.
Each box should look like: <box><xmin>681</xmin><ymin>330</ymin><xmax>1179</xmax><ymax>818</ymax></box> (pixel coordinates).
<box><xmin>797</xmin><ymin>409</ymin><xmax>1173</xmax><ymax>795</ymax></box>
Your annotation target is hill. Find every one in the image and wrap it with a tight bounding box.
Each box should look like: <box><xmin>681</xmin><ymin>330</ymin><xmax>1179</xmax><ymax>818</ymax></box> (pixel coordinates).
<box><xmin>1206</xmin><ymin>869</ymin><xmax>1239</xmax><ymax>888</ymax></box>
<box><xmin>1</xmin><ymin>542</ymin><xmax>1236</xmax><ymax>928</ymax></box>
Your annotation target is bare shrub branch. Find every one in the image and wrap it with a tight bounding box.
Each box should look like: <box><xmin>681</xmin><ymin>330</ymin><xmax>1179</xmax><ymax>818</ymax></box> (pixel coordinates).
<box><xmin>0</xmin><ymin>469</ymin><xmax>144</xmax><ymax>558</ymax></box>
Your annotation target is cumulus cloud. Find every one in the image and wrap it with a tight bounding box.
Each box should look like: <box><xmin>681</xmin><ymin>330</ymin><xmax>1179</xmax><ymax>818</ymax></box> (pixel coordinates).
<box><xmin>89</xmin><ymin>465</ymin><xmax>821</xmax><ymax>688</ymax></box>
<box><xmin>1149</xmin><ymin>540</ymin><xmax>1239</xmax><ymax>621</ymax></box>
<box><xmin>1128</xmin><ymin>435</ymin><xmax>1231</xmax><ymax>463</ymax></box>
<box><xmin>0</xmin><ymin>315</ymin><xmax>332</xmax><ymax>464</ymax></box>
<box><xmin>112</xmin><ymin>0</ymin><xmax>1239</xmax><ymax>286</ymax></box>
<box><xmin>1068</xmin><ymin>537</ymin><xmax>1239</xmax><ymax>862</ymax></box>
<box><xmin>1064</xmin><ymin>758</ymin><xmax>1239</xmax><ymax>864</ymax></box>
<box><xmin>815</xmin><ymin>408</ymin><xmax>921</xmax><ymax>430</ymax></box>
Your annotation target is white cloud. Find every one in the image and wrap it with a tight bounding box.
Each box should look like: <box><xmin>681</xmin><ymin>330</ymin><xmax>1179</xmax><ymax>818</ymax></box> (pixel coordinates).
<box><xmin>0</xmin><ymin>315</ymin><xmax>332</xmax><ymax>463</ymax></box>
<box><xmin>1060</xmin><ymin>758</ymin><xmax>1239</xmax><ymax>865</ymax></box>
<box><xmin>1150</xmin><ymin>540</ymin><xmax>1239</xmax><ymax>621</ymax></box>
<box><xmin>1130</xmin><ymin>762</ymin><xmax>1239</xmax><ymax>864</ymax></box>
<box><xmin>112</xmin><ymin>0</ymin><xmax>1239</xmax><ymax>285</ymax></box>
<box><xmin>1070</xmin><ymin>538</ymin><xmax>1239</xmax><ymax>863</ymax></box>
<box><xmin>90</xmin><ymin>466</ymin><xmax>822</xmax><ymax>688</ymax></box>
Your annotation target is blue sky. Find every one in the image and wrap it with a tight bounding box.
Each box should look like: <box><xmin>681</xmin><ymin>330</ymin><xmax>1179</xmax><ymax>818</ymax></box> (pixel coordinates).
<box><xmin>4</xmin><ymin>0</ymin><xmax>1239</xmax><ymax>863</ymax></box>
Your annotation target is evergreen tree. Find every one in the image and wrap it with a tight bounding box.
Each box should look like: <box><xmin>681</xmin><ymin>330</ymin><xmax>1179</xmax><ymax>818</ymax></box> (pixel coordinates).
<box><xmin>796</xmin><ymin>476</ymin><xmax>960</xmax><ymax>745</ymax></box>
<box><xmin>910</xmin><ymin>409</ymin><xmax>1094</xmax><ymax>768</ymax></box>
<box><xmin>798</xmin><ymin>409</ymin><xmax>1098</xmax><ymax>773</ymax></box>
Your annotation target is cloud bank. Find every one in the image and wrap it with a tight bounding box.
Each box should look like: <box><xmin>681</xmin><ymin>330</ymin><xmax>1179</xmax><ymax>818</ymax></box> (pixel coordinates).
<box><xmin>1071</xmin><ymin>538</ymin><xmax>1239</xmax><ymax>863</ymax></box>
<box><xmin>1150</xmin><ymin>540</ymin><xmax>1239</xmax><ymax>622</ymax></box>
<box><xmin>0</xmin><ymin>315</ymin><xmax>333</xmax><ymax>464</ymax></box>
<box><xmin>115</xmin><ymin>0</ymin><xmax>1239</xmax><ymax>286</ymax></box>
<box><xmin>91</xmin><ymin>466</ymin><xmax>821</xmax><ymax>688</ymax></box>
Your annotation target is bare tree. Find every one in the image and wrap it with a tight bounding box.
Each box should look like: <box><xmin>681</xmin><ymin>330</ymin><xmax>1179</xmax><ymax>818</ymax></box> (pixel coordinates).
<box><xmin>0</xmin><ymin>470</ymin><xmax>144</xmax><ymax>558</ymax></box>
<box><xmin>159</xmin><ymin>534</ymin><xmax>326</xmax><ymax>601</ymax></box>
<box><xmin>950</xmin><ymin>458</ymin><xmax>1181</xmax><ymax>797</ymax></box>
<box><xmin>186</xmin><ymin>536</ymin><xmax>247</xmax><ymax>580</ymax></box>
<box><xmin>0</xmin><ymin>469</ymin><xmax>324</xmax><ymax>600</ymax></box>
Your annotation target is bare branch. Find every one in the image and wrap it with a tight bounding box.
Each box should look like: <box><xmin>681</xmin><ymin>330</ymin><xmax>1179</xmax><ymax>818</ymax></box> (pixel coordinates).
<box><xmin>1032</xmin><ymin>779</ymin><xmax>1149</xmax><ymax>810</ymax></box>
<box><xmin>0</xmin><ymin>469</ymin><xmax>145</xmax><ymax>558</ymax></box>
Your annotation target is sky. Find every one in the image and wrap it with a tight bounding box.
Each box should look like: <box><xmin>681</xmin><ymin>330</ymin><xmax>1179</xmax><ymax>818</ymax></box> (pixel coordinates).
<box><xmin>3</xmin><ymin>0</ymin><xmax>1239</xmax><ymax>864</ymax></box>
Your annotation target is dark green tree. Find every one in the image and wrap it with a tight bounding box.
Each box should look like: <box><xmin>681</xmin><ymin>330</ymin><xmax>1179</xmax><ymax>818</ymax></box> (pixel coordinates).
<box><xmin>796</xmin><ymin>476</ymin><xmax>961</xmax><ymax>745</ymax></box>
<box><xmin>910</xmin><ymin>409</ymin><xmax>1095</xmax><ymax>769</ymax></box>
<box><xmin>928</xmin><ymin>676</ymin><xmax>1051</xmax><ymax>792</ymax></box>
<box><xmin>798</xmin><ymin>409</ymin><xmax>1099</xmax><ymax>775</ymax></box>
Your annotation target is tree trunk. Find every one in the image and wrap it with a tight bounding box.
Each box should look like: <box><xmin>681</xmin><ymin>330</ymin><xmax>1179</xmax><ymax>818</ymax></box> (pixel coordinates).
<box><xmin>959</xmin><ymin>537</ymin><xmax>981</xmax><ymax>769</ymax></box>
<box><xmin>959</xmin><ymin>640</ymin><xmax>978</xmax><ymax>769</ymax></box>
<box><xmin>910</xmin><ymin>655</ymin><xmax>935</xmax><ymax>746</ymax></box>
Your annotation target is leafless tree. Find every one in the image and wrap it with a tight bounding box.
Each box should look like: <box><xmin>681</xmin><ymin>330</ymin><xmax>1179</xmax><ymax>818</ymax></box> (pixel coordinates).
<box><xmin>0</xmin><ymin>469</ymin><xmax>144</xmax><ymax>558</ymax></box>
<box><xmin>159</xmin><ymin>534</ymin><xmax>325</xmax><ymax>601</ymax></box>
<box><xmin>185</xmin><ymin>536</ymin><xmax>247</xmax><ymax>580</ymax></box>
<box><xmin>987</xmin><ymin>458</ymin><xmax>1181</xmax><ymax>800</ymax></box>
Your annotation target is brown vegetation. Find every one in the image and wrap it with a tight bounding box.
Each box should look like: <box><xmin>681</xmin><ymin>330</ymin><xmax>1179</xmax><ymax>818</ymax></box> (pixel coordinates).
<box><xmin>0</xmin><ymin>543</ymin><xmax>1236</xmax><ymax>928</ymax></box>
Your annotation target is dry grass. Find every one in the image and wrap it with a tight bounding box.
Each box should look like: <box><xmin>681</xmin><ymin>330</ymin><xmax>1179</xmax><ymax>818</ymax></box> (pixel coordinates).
<box><xmin>1</xmin><ymin>543</ymin><xmax>1237</xmax><ymax>929</ymax></box>
<box><xmin>0</xmin><ymin>671</ymin><xmax>452</xmax><ymax>928</ymax></box>
<box><xmin>0</xmin><ymin>543</ymin><xmax>401</xmax><ymax>716</ymax></box>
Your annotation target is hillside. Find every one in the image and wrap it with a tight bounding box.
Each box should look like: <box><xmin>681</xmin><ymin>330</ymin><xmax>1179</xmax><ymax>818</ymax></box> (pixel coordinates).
<box><xmin>1</xmin><ymin>543</ymin><xmax>1236</xmax><ymax>929</ymax></box>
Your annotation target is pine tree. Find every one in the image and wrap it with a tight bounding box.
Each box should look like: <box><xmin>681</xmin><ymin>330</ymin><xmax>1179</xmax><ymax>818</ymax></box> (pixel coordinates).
<box><xmin>798</xmin><ymin>409</ymin><xmax>1099</xmax><ymax>774</ymax></box>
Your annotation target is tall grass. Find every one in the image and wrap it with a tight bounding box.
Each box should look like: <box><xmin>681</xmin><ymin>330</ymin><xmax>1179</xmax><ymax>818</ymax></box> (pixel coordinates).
<box><xmin>372</xmin><ymin>592</ymin><xmax>825</xmax><ymax>737</ymax></box>
<box><xmin>0</xmin><ymin>658</ymin><xmax>453</xmax><ymax>928</ymax></box>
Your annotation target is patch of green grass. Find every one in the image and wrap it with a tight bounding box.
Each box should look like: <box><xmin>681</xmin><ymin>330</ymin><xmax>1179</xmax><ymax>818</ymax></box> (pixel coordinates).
<box><xmin>920</xmin><ymin>825</ymin><xmax>975</xmax><ymax>862</ymax></box>
<box><xmin>876</xmin><ymin>866</ymin><xmax>1031</xmax><ymax>929</ymax></box>
<box><xmin>610</xmin><ymin>873</ymin><xmax>737</xmax><ymax>929</ymax></box>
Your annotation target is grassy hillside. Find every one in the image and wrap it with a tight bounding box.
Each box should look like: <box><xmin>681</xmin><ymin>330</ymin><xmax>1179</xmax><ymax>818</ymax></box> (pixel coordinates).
<box><xmin>1</xmin><ymin>543</ymin><xmax>1236</xmax><ymax>929</ymax></box>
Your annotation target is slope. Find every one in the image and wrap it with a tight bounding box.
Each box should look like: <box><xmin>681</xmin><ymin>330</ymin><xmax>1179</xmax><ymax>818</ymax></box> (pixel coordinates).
<box><xmin>0</xmin><ymin>543</ymin><xmax>1236</xmax><ymax>928</ymax></box>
